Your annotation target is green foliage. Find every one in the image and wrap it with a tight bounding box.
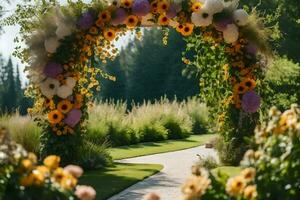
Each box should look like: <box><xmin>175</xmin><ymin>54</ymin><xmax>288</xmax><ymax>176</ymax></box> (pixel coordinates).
<box><xmin>262</xmin><ymin>57</ymin><xmax>300</xmax><ymax>112</ymax></box>
<box><xmin>240</xmin><ymin>0</ymin><xmax>300</xmax><ymax>62</ymax></box>
<box><xmin>78</xmin><ymin>140</ymin><xmax>112</xmax><ymax>170</ymax></box>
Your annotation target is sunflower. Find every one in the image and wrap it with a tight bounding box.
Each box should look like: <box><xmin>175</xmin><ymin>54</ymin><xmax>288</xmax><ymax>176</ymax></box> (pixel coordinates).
<box><xmin>181</xmin><ymin>23</ymin><xmax>194</xmax><ymax>36</ymax></box>
<box><xmin>89</xmin><ymin>26</ymin><xmax>98</xmax><ymax>35</ymax></box>
<box><xmin>176</xmin><ymin>24</ymin><xmax>184</xmax><ymax>33</ymax></box>
<box><xmin>57</xmin><ymin>100</ymin><xmax>73</xmax><ymax>114</ymax></box>
<box><xmin>103</xmin><ymin>28</ymin><xmax>116</xmax><ymax>41</ymax></box>
<box><xmin>95</xmin><ymin>19</ymin><xmax>104</xmax><ymax>28</ymax></box>
<box><xmin>98</xmin><ymin>10</ymin><xmax>111</xmax><ymax>22</ymax></box>
<box><xmin>158</xmin><ymin>14</ymin><xmax>169</xmax><ymax>26</ymax></box>
<box><xmin>243</xmin><ymin>185</ymin><xmax>257</xmax><ymax>200</ymax></box>
<box><xmin>242</xmin><ymin>78</ymin><xmax>256</xmax><ymax>91</ymax></box>
<box><xmin>241</xmin><ymin>168</ymin><xmax>256</xmax><ymax>182</ymax></box>
<box><xmin>157</xmin><ymin>0</ymin><xmax>170</xmax><ymax>14</ymax></box>
<box><xmin>44</xmin><ymin>98</ymin><xmax>53</xmax><ymax>108</ymax></box>
<box><xmin>121</xmin><ymin>0</ymin><xmax>133</xmax><ymax>8</ymax></box>
<box><xmin>191</xmin><ymin>2</ymin><xmax>203</xmax><ymax>12</ymax></box>
<box><xmin>151</xmin><ymin>1</ymin><xmax>159</xmax><ymax>13</ymax></box>
<box><xmin>125</xmin><ymin>15</ymin><xmax>139</xmax><ymax>28</ymax></box>
<box><xmin>48</xmin><ymin>110</ymin><xmax>64</xmax><ymax>124</ymax></box>
<box><xmin>234</xmin><ymin>83</ymin><xmax>247</xmax><ymax>94</ymax></box>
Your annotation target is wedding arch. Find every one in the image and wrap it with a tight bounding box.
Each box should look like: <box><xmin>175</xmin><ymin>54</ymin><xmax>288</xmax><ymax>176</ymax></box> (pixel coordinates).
<box><xmin>10</xmin><ymin>0</ymin><xmax>269</xmax><ymax>163</ymax></box>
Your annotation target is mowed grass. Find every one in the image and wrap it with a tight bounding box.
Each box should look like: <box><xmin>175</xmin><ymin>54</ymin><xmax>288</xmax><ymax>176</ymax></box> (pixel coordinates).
<box><xmin>211</xmin><ymin>166</ymin><xmax>242</xmax><ymax>178</ymax></box>
<box><xmin>110</xmin><ymin>134</ymin><xmax>217</xmax><ymax>160</ymax></box>
<box><xmin>80</xmin><ymin>163</ymin><xmax>163</xmax><ymax>200</ymax></box>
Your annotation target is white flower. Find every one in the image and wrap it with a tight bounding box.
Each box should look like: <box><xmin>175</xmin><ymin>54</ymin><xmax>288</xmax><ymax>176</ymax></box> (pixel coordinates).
<box><xmin>223</xmin><ymin>24</ymin><xmax>239</xmax><ymax>43</ymax></box>
<box><xmin>233</xmin><ymin>9</ymin><xmax>249</xmax><ymax>26</ymax></box>
<box><xmin>65</xmin><ymin>77</ymin><xmax>77</xmax><ymax>89</ymax></box>
<box><xmin>40</xmin><ymin>78</ymin><xmax>60</xmax><ymax>99</ymax></box>
<box><xmin>57</xmin><ymin>85</ymin><xmax>73</xmax><ymax>99</ymax></box>
<box><xmin>44</xmin><ymin>37</ymin><xmax>60</xmax><ymax>53</ymax></box>
<box><xmin>56</xmin><ymin>23</ymin><xmax>73</xmax><ymax>39</ymax></box>
<box><xmin>203</xmin><ymin>0</ymin><xmax>224</xmax><ymax>14</ymax></box>
<box><xmin>191</xmin><ymin>8</ymin><xmax>213</xmax><ymax>27</ymax></box>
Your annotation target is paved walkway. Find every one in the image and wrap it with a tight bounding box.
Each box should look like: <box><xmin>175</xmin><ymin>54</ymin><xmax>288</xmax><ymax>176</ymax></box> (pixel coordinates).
<box><xmin>108</xmin><ymin>146</ymin><xmax>218</xmax><ymax>200</ymax></box>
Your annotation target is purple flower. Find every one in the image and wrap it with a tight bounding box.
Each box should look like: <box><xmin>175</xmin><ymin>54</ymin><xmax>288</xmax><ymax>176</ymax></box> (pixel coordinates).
<box><xmin>214</xmin><ymin>18</ymin><xmax>234</xmax><ymax>31</ymax></box>
<box><xmin>64</xmin><ymin>109</ymin><xmax>82</xmax><ymax>128</ymax></box>
<box><xmin>166</xmin><ymin>3</ymin><xmax>177</xmax><ymax>18</ymax></box>
<box><xmin>77</xmin><ymin>11</ymin><xmax>94</xmax><ymax>30</ymax></box>
<box><xmin>111</xmin><ymin>8</ymin><xmax>127</xmax><ymax>26</ymax></box>
<box><xmin>132</xmin><ymin>0</ymin><xmax>150</xmax><ymax>17</ymax></box>
<box><xmin>242</xmin><ymin>91</ymin><xmax>261</xmax><ymax>113</ymax></box>
<box><xmin>246</xmin><ymin>43</ymin><xmax>258</xmax><ymax>55</ymax></box>
<box><xmin>43</xmin><ymin>62</ymin><xmax>63</xmax><ymax>78</ymax></box>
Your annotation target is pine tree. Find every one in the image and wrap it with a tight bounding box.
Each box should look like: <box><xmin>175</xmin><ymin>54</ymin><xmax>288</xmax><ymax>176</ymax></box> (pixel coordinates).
<box><xmin>1</xmin><ymin>57</ymin><xmax>17</xmax><ymax>112</ymax></box>
<box><xmin>15</xmin><ymin>65</ymin><xmax>22</xmax><ymax>102</ymax></box>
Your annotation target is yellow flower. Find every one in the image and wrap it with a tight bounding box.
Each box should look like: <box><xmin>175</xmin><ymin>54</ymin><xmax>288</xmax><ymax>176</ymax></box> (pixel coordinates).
<box><xmin>121</xmin><ymin>0</ymin><xmax>133</xmax><ymax>8</ymax></box>
<box><xmin>28</xmin><ymin>152</ymin><xmax>38</xmax><ymax>164</ymax></box>
<box><xmin>95</xmin><ymin>19</ymin><xmax>104</xmax><ymax>28</ymax></box>
<box><xmin>157</xmin><ymin>0</ymin><xmax>170</xmax><ymax>14</ymax></box>
<box><xmin>176</xmin><ymin>24</ymin><xmax>184</xmax><ymax>33</ymax></box>
<box><xmin>31</xmin><ymin>170</ymin><xmax>45</xmax><ymax>186</ymax></box>
<box><xmin>43</xmin><ymin>155</ymin><xmax>61</xmax><ymax>170</ymax></box>
<box><xmin>181</xmin><ymin>23</ymin><xmax>194</xmax><ymax>36</ymax></box>
<box><xmin>226</xmin><ymin>176</ymin><xmax>246</xmax><ymax>197</ymax></box>
<box><xmin>234</xmin><ymin>83</ymin><xmax>247</xmax><ymax>94</ymax></box>
<box><xmin>57</xmin><ymin>100</ymin><xmax>73</xmax><ymax>114</ymax></box>
<box><xmin>182</xmin><ymin>175</ymin><xmax>211</xmax><ymax>200</ymax></box>
<box><xmin>103</xmin><ymin>28</ymin><xmax>116</xmax><ymax>41</ymax></box>
<box><xmin>36</xmin><ymin>165</ymin><xmax>50</xmax><ymax>176</ymax></box>
<box><xmin>191</xmin><ymin>2</ymin><xmax>203</xmax><ymax>12</ymax></box>
<box><xmin>98</xmin><ymin>10</ymin><xmax>111</xmax><ymax>22</ymax></box>
<box><xmin>158</xmin><ymin>14</ymin><xmax>169</xmax><ymax>26</ymax></box>
<box><xmin>243</xmin><ymin>185</ymin><xmax>258</xmax><ymax>200</ymax></box>
<box><xmin>21</xmin><ymin>159</ymin><xmax>33</xmax><ymax>171</ymax></box>
<box><xmin>241</xmin><ymin>168</ymin><xmax>256</xmax><ymax>182</ymax></box>
<box><xmin>125</xmin><ymin>15</ymin><xmax>139</xmax><ymax>28</ymax></box>
<box><xmin>48</xmin><ymin>110</ymin><xmax>64</xmax><ymax>124</ymax></box>
<box><xmin>60</xmin><ymin>174</ymin><xmax>78</xmax><ymax>190</ymax></box>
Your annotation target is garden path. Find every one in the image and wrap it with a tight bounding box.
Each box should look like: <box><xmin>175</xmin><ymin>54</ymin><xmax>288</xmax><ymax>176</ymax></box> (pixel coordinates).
<box><xmin>108</xmin><ymin>145</ymin><xmax>218</xmax><ymax>200</ymax></box>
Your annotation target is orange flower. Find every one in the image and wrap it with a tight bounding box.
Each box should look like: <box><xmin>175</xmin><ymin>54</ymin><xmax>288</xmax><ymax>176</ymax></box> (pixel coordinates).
<box><xmin>48</xmin><ymin>110</ymin><xmax>64</xmax><ymax>124</ymax></box>
<box><xmin>242</xmin><ymin>78</ymin><xmax>256</xmax><ymax>91</ymax></box>
<box><xmin>158</xmin><ymin>14</ymin><xmax>169</xmax><ymax>26</ymax></box>
<box><xmin>103</xmin><ymin>28</ymin><xmax>116</xmax><ymax>41</ymax></box>
<box><xmin>151</xmin><ymin>1</ymin><xmax>159</xmax><ymax>13</ymax></box>
<box><xmin>125</xmin><ymin>15</ymin><xmax>139</xmax><ymax>28</ymax></box>
<box><xmin>191</xmin><ymin>2</ymin><xmax>203</xmax><ymax>12</ymax></box>
<box><xmin>181</xmin><ymin>23</ymin><xmax>194</xmax><ymax>36</ymax></box>
<box><xmin>98</xmin><ymin>10</ymin><xmax>111</xmax><ymax>22</ymax></box>
<box><xmin>95</xmin><ymin>19</ymin><xmax>104</xmax><ymax>28</ymax></box>
<box><xmin>234</xmin><ymin>83</ymin><xmax>247</xmax><ymax>94</ymax></box>
<box><xmin>176</xmin><ymin>24</ymin><xmax>184</xmax><ymax>33</ymax></box>
<box><xmin>121</xmin><ymin>0</ymin><xmax>133</xmax><ymax>8</ymax></box>
<box><xmin>89</xmin><ymin>26</ymin><xmax>98</xmax><ymax>35</ymax></box>
<box><xmin>57</xmin><ymin>100</ymin><xmax>73</xmax><ymax>114</ymax></box>
<box><xmin>157</xmin><ymin>0</ymin><xmax>170</xmax><ymax>14</ymax></box>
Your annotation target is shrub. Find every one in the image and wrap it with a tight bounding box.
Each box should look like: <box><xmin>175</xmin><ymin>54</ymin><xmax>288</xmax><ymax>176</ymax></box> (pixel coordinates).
<box><xmin>78</xmin><ymin>140</ymin><xmax>112</xmax><ymax>170</ymax></box>
<box><xmin>0</xmin><ymin>113</ymin><xmax>41</xmax><ymax>154</ymax></box>
<box><xmin>184</xmin><ymin>98</ymin><xmax>210</xmax><ymax>134</ymax></box>
<box><xmin>137</xmin><ymin>122</ymin><xmax>168</xmax><ymax>142</ymax></box>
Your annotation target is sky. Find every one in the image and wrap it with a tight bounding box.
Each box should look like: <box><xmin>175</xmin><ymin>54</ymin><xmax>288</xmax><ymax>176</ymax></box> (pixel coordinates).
<box><xmin>0</xmin><ymin>0</ymin><xmax>131</xmax><ymax>85</ymax></box>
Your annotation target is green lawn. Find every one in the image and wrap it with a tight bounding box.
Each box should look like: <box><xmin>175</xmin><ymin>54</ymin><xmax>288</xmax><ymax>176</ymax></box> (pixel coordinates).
<box><xmin>80</xmin><ymin>163</ymin><xmax>163</xmax><ymax>200</ymax></box>
<box><xmin>211</xmin><ymin>166</ymin><xmax>241</xmax><ymax>178</ymax></box>
<box><xmin>109</xmin><ymin>134</ymin><xmax>217</xmax><ymax>160</ymax></box>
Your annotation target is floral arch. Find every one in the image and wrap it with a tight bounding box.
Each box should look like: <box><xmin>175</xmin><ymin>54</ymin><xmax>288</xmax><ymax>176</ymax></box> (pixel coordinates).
<box><xmin>11</xmin><ymin>0</ymin><xmax>269</xmax><ymax>163</ymax></box>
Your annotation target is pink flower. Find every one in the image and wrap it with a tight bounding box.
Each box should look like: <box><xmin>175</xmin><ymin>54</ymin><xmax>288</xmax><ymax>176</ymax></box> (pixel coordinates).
<box><xmin>64</xmin><ymin>165</ymin><xmax>83</xmax><ymax>178</ymax></box>
<box><xmin>64</xmin><ymin>109</ymin><xmax>82</xmax><ymax>128</ymax></box>
<box><xmin>75</xmin><ymin>185</ymin><xmax>96</xmax><ymax>200</ymax></box>
<box><xmin>142</xmin><ymin>192</ymin><xmax>160</xmax><ymax>200</ymax></box>
<box><xmin>111</xmin><ymin>8</ymin><xmax>127</xmax><ymax>26</ymax></box>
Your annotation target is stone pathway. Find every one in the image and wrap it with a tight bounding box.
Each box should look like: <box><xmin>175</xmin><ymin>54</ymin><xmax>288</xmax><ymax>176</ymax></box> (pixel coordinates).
<box><xmin>108</xmin><ymin>146</ymin><xmax>218</xmax><ymax>200</ymax></box>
